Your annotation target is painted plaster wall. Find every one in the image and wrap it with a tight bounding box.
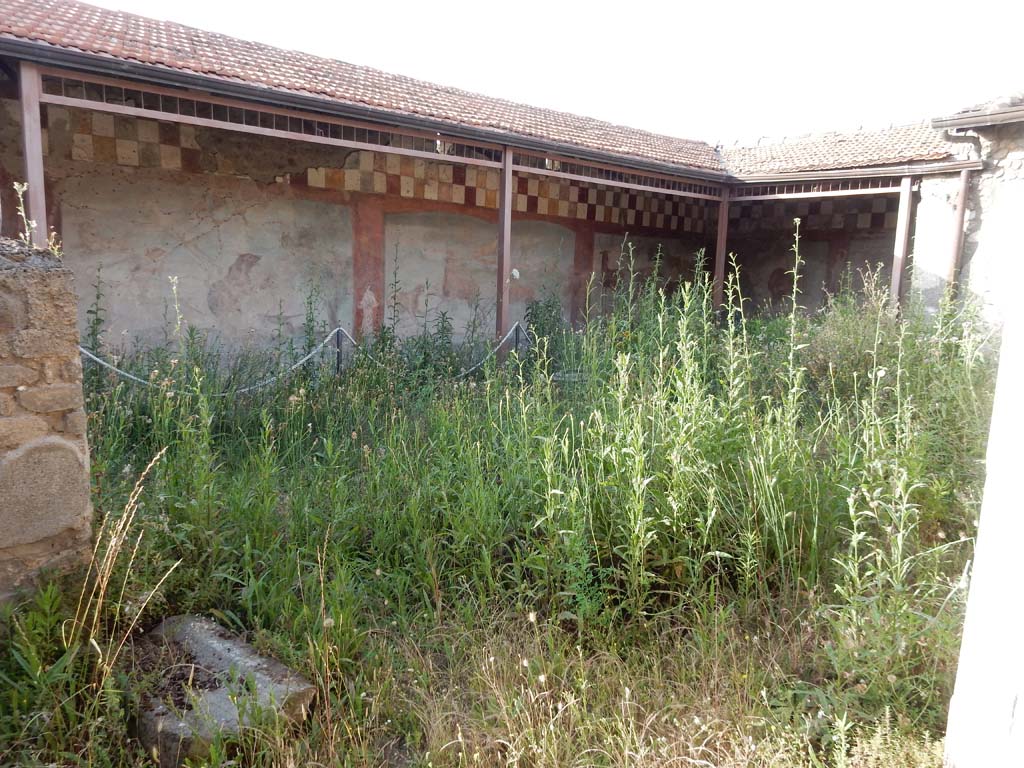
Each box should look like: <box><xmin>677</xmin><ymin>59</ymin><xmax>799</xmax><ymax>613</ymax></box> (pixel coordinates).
<box><xmin>0</xmin><ymin>98</ymin><xmax>359</xmax><ymax>346</ymax></box>
<box><xmin>729</xmin><ymin>230</ymin><xmax>894</xmax><ymax>311</ymax></box>
<box><xmin>724</xmin><ymin>194</ymin><xmax>899</xmax><ymax>311</ymax></box>
<box><xmin>384</xmin><ymin>211</ymin><xmax>575</xmax><ymax>338</ymax></box>
<box><xmin>593</xmin><ymin>231</ymin><xmax>704</xmax><ymax>281</ymax></box>
<box><xmin>0</xmin><ymin>97</ymin><xmax>720</xmax><ymax>344</ymax></box>
<box><xmin>59</xmin><ymin>169</ymin><xmax>354</xmax><ymax>344</ymax></box>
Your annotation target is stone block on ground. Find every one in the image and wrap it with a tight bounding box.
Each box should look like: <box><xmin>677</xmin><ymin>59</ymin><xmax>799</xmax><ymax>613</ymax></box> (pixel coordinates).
<box><xmin>135</xmin><ymin>615</ymin><xmax>316</xmax><ymax>768</ymax></box>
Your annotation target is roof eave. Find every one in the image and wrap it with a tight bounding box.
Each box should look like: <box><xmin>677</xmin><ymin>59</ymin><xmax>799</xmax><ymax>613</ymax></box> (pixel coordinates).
<box><xmin>733</xmin><ymin>158</ymin><xmax>983</xmax><ymax>184</ymax></box>
<box><xmin>0</xmin><ymin>36</ymin><xmax>731</xmax><ymax>182</ymax></box>
<box><xmin>931</xmin><ymin>106</ymin><xmax>1024</xmax><ymax>130</ymax></box>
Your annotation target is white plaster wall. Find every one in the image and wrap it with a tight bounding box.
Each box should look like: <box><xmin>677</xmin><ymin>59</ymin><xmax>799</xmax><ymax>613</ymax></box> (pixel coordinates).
<box><xmin>962</xmin><ymin>123</ymin><xmax>1024</xmax><ymax>325</ymax></box>
<box><xmin>59</xmin><ymin>168</ymin><xmax>354</xmax><ymax>346</ymax></box>
<box><xmin>945</xmin><ymin>302</ymin><xmax>1024</xmax><ymax>767</ymax></box>
<box><xmin>384</xmin><ymin>211</ymin><xmax>574</xmax><ymax>338</ymax></box>
<box><xmin>911</xmin><ymin>174</ymin><xmax>961</xmax><ymax>312</ymax></box>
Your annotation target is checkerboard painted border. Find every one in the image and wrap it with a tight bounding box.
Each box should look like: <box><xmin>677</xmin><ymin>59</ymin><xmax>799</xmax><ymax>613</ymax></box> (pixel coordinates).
<box><xmin>300</xmin><ymin>153</ymin><xmax>716</xmax><ymax>234</ymax></box>
<box><xmin>43</xmin><ymin>104</ymin><xmax>716</xmax><ymax>234</ymax></box>
<box><xmin>41</xmin><ymin>104</ymin><xmax>895</xmax><ymax>236</ymax></box>
<box><xmin>729</xmin><ymin>196</ymin><xmax>900</xmax><ymax>232</ymax></box>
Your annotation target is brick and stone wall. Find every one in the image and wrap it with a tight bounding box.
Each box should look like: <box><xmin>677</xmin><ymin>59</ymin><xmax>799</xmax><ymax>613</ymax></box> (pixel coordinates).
<box><xmin>0</xmin><ymin>238</ymin><xmax>91</xmax><ymax>600</ymax></box>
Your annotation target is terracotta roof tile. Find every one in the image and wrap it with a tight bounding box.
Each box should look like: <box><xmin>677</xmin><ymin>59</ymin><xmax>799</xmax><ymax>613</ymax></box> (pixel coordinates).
<box><xmin>0</xmin><ymin>0</ymin><xmax>725</xmax><ymax>172</ymax></box>
<box><xmin>0</xmin><ymin>0</ymin><xmax>972</xmax><ymax>177</ymax></box>
<box><xmin>723</xmin><ymin>124</ymin><xmax>962</xmax><ymax>176</ymax></box>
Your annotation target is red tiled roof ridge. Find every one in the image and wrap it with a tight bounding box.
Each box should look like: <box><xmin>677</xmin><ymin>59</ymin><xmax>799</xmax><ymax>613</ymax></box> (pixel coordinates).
<box><xmin>0</xmin><ymin>0</ymin><xmax>725</xmax><ymax>172</ymax></box>
<box><xmin>722</xmin><ymin>123</ymin><xmax>965</xmax><ymax>176</ymax></box>
<box><xmin>728</xmin><ymin>120</ymin><xmax>937</xmax><ymax>150</ymax></box>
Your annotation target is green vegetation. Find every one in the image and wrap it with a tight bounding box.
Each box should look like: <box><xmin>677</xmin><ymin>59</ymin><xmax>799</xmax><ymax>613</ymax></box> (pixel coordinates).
<box><xmin>0</xmin><ymin>236</ymin><xmax>995</xmax><ymax>767</ymax></box>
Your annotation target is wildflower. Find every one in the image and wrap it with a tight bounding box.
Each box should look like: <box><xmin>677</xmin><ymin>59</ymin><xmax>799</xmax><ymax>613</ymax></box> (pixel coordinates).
<box><xmin>351</xmin><ymin>431</ymin><xmax>358</xmax><ymax>440</ymax></box>
<box><xmin>323</xmin><ymin>617</ymin><xmax>335</xmax><ymax>630</ymax></box>
<box><xmin>527</xmin><ymin>611</ymin><xmax>537</xmax><ymax>624</ymax></box>
<box><xmin>375</xmin><ymin>567</ymin><xmax>382</xmax><ymax>577</ymax></box>
<box><xmin>537</xmin><ymin>673</ymin><xmax>546</xmax><ymax>685</ymax></box>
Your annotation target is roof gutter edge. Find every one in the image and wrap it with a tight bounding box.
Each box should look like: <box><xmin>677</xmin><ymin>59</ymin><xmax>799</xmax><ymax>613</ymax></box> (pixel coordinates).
<box><xmin>932</xmin><ymin>107</ymin><xmax>1024</xmax><ymax>130</ymax></box>
<box><xmin>734</xmin><ymin>158</ymin><xmax>983</xmax><ymax>184</ymax></box>
<box><xmin>0</xmin><ymin>37</ymin><xmax>732</xmax><ymax>183</ymax></box>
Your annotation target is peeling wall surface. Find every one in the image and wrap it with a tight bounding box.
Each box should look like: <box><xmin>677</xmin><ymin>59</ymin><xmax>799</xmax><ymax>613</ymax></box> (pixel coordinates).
<box><xmin>383</xmin><ymin>213</ymin><xmax>582</xmax><ymax>338</ymax></box>
<box><xmin>962</xmin><ymin>123</ymin><xmax>1024</xmax><ymax>324</ymax></box>
<box><xmin>912</xmin><ymin>174</ymin><xmax>961</xmax><ymax>311</ymax></box>
<box><xmin>59</xmin><ymin>170</ymin><xmax>354</xmax><ymax>343</ymax></box>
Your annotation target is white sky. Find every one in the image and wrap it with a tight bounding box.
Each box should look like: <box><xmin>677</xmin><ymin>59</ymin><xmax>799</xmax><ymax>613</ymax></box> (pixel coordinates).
<box><xmin>87</xmin><ymin>0</ymin><xmax>1024</xmax><ymax>147</ymax></box>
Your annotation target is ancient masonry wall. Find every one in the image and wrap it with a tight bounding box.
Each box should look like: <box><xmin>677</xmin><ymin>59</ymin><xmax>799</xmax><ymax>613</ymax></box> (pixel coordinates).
<box><xmin>962</xmin><ymin>122</ymin><xmax>1024</xmax><ymax>323</ymax></box>
<box><xmin>0</xmin><ymin>243</ymin><xmax>91</xmax><ymax>600</ymax></box>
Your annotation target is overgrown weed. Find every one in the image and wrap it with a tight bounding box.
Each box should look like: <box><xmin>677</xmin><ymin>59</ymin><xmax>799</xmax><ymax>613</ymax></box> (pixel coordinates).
<box><xmin>0</xmin><ymin>232</ymin><xmax>993</xmax><ymax>766</ymax></box>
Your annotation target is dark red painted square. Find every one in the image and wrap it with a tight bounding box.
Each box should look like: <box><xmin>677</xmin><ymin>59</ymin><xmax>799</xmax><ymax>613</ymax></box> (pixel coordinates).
<box><xmin>158</xmin><ymin>122</ymin><xmax>179</xmax><ymax>146</ymax></box>
<box><xmin>181</xmin><ymin>147</ymin><xmax>202</xmax><ymax>173</ymax></box>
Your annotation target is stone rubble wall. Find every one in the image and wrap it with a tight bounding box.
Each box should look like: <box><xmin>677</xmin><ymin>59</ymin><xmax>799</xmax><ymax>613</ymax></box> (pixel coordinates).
<box><xmin>0</xmin><ymin>243</ymin><xmax>92</xmax><ymax>600</ymax></box>
<box><xmin>961</xmin><ymin>122</ymin><xmax>1024</xmax><ymax>324</ymax></box>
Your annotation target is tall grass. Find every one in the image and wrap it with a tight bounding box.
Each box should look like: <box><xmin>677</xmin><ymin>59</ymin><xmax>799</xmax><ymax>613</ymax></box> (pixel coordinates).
<box><xmin>0</xmin><ymin>237</ymin><xmax>994</xmax><ymax>766</ymax></box>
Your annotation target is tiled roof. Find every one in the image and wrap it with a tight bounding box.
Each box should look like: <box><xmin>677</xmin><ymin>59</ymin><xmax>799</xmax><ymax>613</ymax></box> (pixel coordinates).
<box><xmin>0</xmin><ymin>0</ymin><xmax>973</xmax><ymax>178</ymax></box>
<box><xmin>723</xmin><ymin>124</ymin><xmax>963</xmax><ymax>176</ymax></box>
<box><xmin>0</xmin><ymin>0</ymin><xmax>726</xmax><ymax>173</ymax></box>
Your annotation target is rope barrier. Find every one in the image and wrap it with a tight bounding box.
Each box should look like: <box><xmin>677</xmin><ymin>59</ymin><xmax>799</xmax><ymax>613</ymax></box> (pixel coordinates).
<box><xmin>79</xmin><ymin>321</ymin><xmax>530</xmax><ymax>397</ymax></box>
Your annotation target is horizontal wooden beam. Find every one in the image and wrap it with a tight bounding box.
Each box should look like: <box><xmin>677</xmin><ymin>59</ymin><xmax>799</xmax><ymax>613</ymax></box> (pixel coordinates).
<box><xmin>735</xmin><ymin>158</ymin><xmax>983</xmax><ymax>184</ymax></box>
<box><xmin>37</xmin><ymin>65</ymin><xmax>506</xmax><ymax>154</ymax></box>
<box><xmin>732</xmin><ymin>185</ymin><xmax>914</xmax><ymax>202</ymax></box>
<box><xmin>510</xmin><ymin>163</ymin><xmax>722</xmax><ymax>201</ymax></box>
